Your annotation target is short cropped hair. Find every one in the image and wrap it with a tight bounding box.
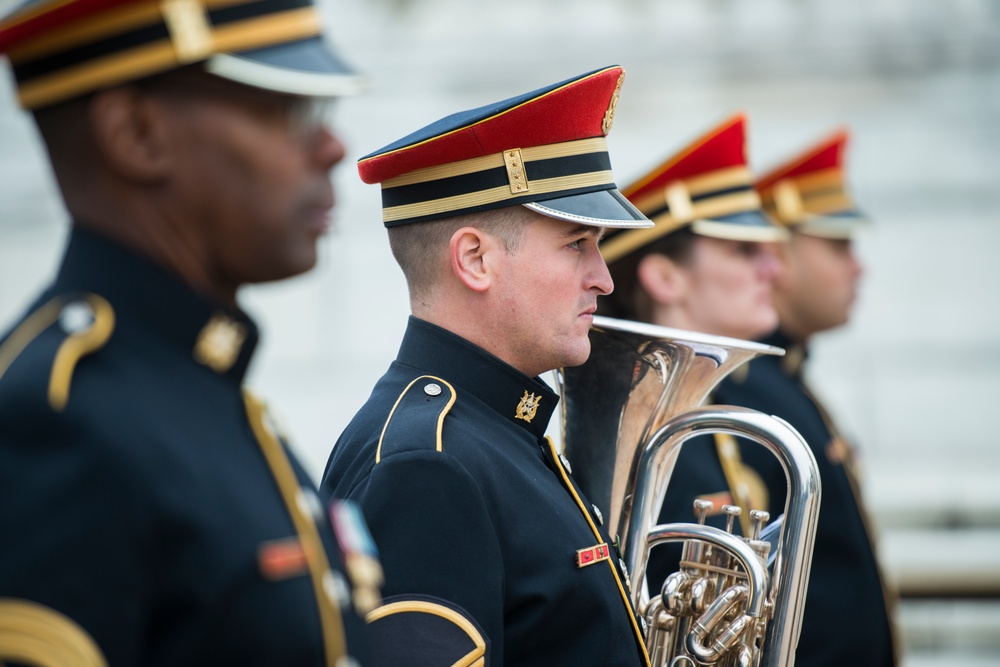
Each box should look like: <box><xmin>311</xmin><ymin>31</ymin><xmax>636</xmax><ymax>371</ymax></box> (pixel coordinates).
<box><xmin>388</xmin><ymin>205</ymin><xmax>530</xmax><ymax>301</ymax></box>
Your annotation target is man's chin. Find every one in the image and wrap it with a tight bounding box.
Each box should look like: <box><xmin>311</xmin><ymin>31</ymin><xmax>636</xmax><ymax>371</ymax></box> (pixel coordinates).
<box><xmin>561</xmin><ymin>341</ymin><xmax>593</xmax><ymax>369</ymax></box>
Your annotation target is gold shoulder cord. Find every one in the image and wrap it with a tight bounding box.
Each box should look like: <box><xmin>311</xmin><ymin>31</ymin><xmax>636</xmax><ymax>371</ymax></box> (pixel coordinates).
<box><xmin>243</xmin><ymin>391</ymin><xmax>347</xmax><ymax>666</ymax></box>
<box><xmin>48</xmin><ymin>296</ymin><xmax>115</xmax><ymax>411</ymax></box>
<box><xmin>0</xmin><ymin>295</ymin><xmax>115</xmax><ymax>412</ymax></box>
<box><xmin>0</xmin><ymin>598</ymin><xmax>107</xmax><ymax>667</ymax></box>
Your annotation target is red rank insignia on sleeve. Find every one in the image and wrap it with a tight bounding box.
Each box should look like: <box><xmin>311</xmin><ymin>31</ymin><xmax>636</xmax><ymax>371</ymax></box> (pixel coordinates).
<box><xmin>576</xmin><ymin>542</ymin><xmax>611</xmax><ymax>568</ymax></box>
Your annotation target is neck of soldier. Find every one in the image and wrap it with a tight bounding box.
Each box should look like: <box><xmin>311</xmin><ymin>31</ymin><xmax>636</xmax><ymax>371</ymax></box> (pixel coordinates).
<box><xmin>771</xmin><ymin>299</ymin><xmax>816</xmax><ymax>346</ymax></box>
<box><xmin>68</xmin><ymin>187</ymin><xmax>241</xmax><ymax>309</ymax></box>
<box><xmin>412</xmin><ymin>288</ymin><xmax>549</xmax><ymax>379</ymax></box>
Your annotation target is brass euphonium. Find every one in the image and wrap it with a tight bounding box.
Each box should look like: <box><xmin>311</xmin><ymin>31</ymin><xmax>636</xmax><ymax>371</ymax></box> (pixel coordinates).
<box><xmin>557</xmin><ymin>316</ymin><xmax>821</xmax><ymax>667</ymax></box>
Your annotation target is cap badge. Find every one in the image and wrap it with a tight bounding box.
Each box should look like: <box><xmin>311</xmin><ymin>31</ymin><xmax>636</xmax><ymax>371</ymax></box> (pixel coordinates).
<box><xmin>161</xmin><ymin>0</ymin><xmax>214</xmax><ymax>64</ymax></box>
<box><xmin>514</xmin><ymin>391</ymin><xmax>541</xmax><ymax>423</ymax></box>
<box><xmin>503</xmin><ymin>149</ymin><xmax>529</xmax><ymax>194</ymax></box>
<box><xmin>664</xmin><ymin>181</ymin><xmax>694</xmax><ymax>222</ymax></box>
<box><xmin>576</xmin><ymin>542</ymin><xmax>610</xmax><ymax>568</ymax></box>
<box><xmin>194</xmin><ymin>314</ymin><xmax>247</xmax><ymax>373</ymax></box>
<box><xmin>773</xmin><ymin>179</ymin><xmax>805</xmax><ymax>223</ymax></box>
<box><xmin>602</xmin><ymin>70</ymin><xmax>625</xmax><ymax>135</ymax></box>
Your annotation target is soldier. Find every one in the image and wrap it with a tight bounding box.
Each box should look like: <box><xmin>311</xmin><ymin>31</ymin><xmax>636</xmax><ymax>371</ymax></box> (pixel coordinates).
<box><xmin>718</xmin><ymin>129</ymin><xmax>898</xmax><ymax>666</ymax></box>
<box><xmin>596</xmin><ymin>113</ymin><xmax>787</xmax><ymax>590</ymax></box>
<box><xmin>321</xmin><ymin>66</ymin><xmax>653</xmax><ymax>666</ymax></box>
<box><xmin>0</xmin><ymin>0</ymin><xmax>378</xmax><ymax>665</ymax></box>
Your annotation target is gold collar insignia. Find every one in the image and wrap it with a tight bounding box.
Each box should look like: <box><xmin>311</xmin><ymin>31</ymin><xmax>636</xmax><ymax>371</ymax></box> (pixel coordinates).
<box><xmin>514</xmin><ymin>390</ymin><xmax>541</xmax><ymax>423</ymax></box>
<box><xmin>194</xmin><ymin>314</ymin><xmax>247</xmax><ymax>373</ymax></box>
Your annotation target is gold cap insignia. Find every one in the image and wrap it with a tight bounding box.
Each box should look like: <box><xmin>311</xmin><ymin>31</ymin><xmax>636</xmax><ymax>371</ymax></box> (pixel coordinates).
<box><xmin>503</xmin><ymin>148</ymin><xmax>529</xmax><ymax>194</ymax></box>
<box><xmin>194</xmin><ymin>314</ymin><xmax>247</xmax><ymax>373</ymax></box>
<box><xmin>514</xmin><ymin>391</ymin><xmax>541</xmax><ymax>423</ymax></box>
<box><xmin>161</xmin><ymin>0</ymin><xmax>214</xmax><ymax>64</ymax></box>
<box><xmin>601</xmin><ymin>69</ymin><xmax>625</xmax><ymax>135</ymax></box>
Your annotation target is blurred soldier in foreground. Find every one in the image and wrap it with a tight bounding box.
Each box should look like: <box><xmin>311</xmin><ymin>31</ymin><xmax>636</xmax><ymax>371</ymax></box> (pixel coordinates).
<box><xmin>597</xmin><ymin>113</ymin><xmax>787</xmax><ymax>587</ymax></box>
<box><xmin>720</xmin><ymin>130</ymin><xmax>898</xmax><ymax>666</ymax></box>
<box><xmin>322</xmin><ymin>66</ymin><xmax>654</xmax><ymax>666</ymax></box>
<box><xmin>0</xmin><ymin>0</ymin><xmax>378</xmax><ymax>664</ymax></box>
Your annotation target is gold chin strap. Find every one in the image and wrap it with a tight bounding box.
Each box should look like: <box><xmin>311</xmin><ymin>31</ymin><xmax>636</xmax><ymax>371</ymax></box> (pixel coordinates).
<box><xmin>0</xmin><ymin>598</ymin><xmax>107</xmax><ymax>667</ymax></box>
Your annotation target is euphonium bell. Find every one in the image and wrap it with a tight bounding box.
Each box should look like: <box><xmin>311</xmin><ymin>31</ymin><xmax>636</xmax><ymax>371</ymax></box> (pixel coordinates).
<box><xmin>557</xmin><ymin>316</ymin><xmax>821</xmax><ymax>667</ymax></box>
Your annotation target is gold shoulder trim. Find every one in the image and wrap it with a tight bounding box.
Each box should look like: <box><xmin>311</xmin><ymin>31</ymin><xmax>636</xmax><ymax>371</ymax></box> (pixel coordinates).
<box><xmin>375</xmin><ymin>375</ymin><xmax>456</xmax><ymax>464</ymax></box>
<box><xmin>366</xmin><ymin>599</ymin><xmax>486</xmax><ymax>667</ymax></box>
<box><xmin>0</xmin><ymin>297</ymin><xmax>64</xmax><ymax>383</ymax></box>
<box><xmin>0</xmin><ymin>598</ymin><xmax>107</xmax><ymax>667</ymax></box>
<box><xmin>49</xmin><ymin>295</ymin><xmax>115</xmax><ymax>412</ymax></box>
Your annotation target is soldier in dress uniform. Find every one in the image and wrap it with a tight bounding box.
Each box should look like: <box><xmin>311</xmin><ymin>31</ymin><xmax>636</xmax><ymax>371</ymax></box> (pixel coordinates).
<box><xmin>320</xmin><ymin>66</ymin><xmax>654</xmax><ymax>667</ymax></box>
<box><xmin>596</xmin><ymin>113</ymin><xmax>787</xmax><ymax>590</ymax></box>
<box><xmin>716</xmin><ymin>129</ymin><xmax>899</xmax><ymax>666</ymax></box>
<box><xmin>0</xmin><ymin>0</ymin><xmax>379</xmax><ymax>665</ymax></box>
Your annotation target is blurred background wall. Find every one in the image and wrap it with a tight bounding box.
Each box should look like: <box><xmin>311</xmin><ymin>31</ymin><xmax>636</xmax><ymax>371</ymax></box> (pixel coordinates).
<box><xmin>1</xmin><ymin>0</ymin><xmax>998</xmax><ymax>664</ymax></box>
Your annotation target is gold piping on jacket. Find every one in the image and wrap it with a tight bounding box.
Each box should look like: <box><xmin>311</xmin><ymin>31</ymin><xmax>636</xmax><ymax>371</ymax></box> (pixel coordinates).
<box><xmin>0</xmin><ymin>598</ymin><xmax>107</xmax><ymax>667</ymax></box>
<box><xmin>244</xmin><ymin>391</ymin><xmax>346</xmax><ymax>666</ymax></box>
<box><xmin>366</xmin><ymin>598</ymin><xmax>486</xmax><ymax>667</ymax></box>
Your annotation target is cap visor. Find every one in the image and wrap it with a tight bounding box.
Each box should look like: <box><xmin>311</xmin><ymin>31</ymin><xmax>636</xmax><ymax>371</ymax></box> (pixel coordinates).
<box><xmin>206</xmin><ymin>36</ymin><xmax>365</xmax><ymax>97</ymax></box>
<box><xmin>523</xmin><ymin>189</ymin><xmax>652</xmax><ymax>229</ymax></box>
<box><xmin>691</xmin><ymin>210</ymin><xmax>789</xmax><ymax>242</ymax></box>
<box><xmin>795</xmin><ymin>210</ymin><xmax>868</xmax><ymax>239</ymax></box>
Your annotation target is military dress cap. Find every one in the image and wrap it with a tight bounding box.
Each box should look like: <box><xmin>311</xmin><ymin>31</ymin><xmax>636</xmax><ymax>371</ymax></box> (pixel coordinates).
<box><xmin>357</xmin><ymin>65</ymin><xmax>653</xmax><ymax>229</ymax></box>
<box><xmin>0</xmin><ymin>0</ymin><xmax>362</xmax><ymax>109</ymax></box>
<box><xmin>756</xmin><ymin>128</ymin><xmax>866</xmax><ymax>239</ymax></box>
<box><xmin>600</xmin><ymin>113</ymin><xmax>787</xmax><ymax>265</ymax></box>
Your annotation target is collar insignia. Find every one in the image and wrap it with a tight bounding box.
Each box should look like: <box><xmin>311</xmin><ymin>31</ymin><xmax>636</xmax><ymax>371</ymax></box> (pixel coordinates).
<box><xmin>194</xmin><ymin>314</ymin><xmax>247</xmax><ymax>373</ymax></box>
<box><xmin>514</xmin><ymin>390</ymin><xmax>541</xmax><ymax>423</ymax></box>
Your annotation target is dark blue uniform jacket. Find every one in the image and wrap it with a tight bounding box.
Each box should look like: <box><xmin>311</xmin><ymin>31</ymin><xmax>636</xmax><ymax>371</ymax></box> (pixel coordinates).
<box><xmin>721</xmin><ymin>330</ymin><xmax>896</xmax><ymax>667</ymax></box>
<box><xmin>0</xmin><ymin>227</ymin><xmax>370</xmax><ymax>666</ymax></box>
<box><xmin>321</xmin><ymin>317</ymin><xmax>649</xmax><ymax>667</ymax></box>
<box><xmin>649</xmin><ymin>329</ymin><xmax>896</xmax><ymax>667</ymax></box>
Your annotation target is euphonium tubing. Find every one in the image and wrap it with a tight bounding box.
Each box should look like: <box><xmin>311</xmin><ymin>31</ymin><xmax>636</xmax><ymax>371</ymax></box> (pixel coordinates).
<box><xmin>558</xmin><ymin>316</ymin><xmax>821</xmax><ymax>667</ymax></box>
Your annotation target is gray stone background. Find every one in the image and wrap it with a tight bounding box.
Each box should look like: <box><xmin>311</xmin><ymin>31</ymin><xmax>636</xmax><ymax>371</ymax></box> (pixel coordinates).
<box><xmin>1</xmin><ymin>0</ymin><xmax>998</xmax><ymax>663</ymax></box>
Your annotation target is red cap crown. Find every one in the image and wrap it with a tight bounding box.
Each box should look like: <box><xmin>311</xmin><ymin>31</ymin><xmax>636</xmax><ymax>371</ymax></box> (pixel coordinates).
<box><xmin>356</xmin><ymin>66</ymin><xmax>651</xmax><ymax>229</ymax></box>
<box><xmin>622</xmin><ymin>113</ymin><xmax>749</xmax><ymax>204</ymax></box>
<box><xmin>756</xmin><ymin>128</ymin><xmax>848</xmax><ymax>192</ymax></box>
<box><xmin>600</xmin><ymin>114</ymin><xmax>784</xmax><ymax>265</ymax></box>
<box><xmin>358</xmin><ymin>66</ymin><xmax>625</xmax><ymax>185</ymax></box>
<box><xmin>756</xmin><ymin>129</ymin><xmax>862</xmax><ymax>234</ymax></box>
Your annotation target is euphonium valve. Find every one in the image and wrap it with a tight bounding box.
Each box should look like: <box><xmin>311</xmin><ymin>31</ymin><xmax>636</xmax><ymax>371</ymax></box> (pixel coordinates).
<box><xmin>558</xmin><ymin>316</ymin><xmax>821</xmax><ymax>667</ymax></box>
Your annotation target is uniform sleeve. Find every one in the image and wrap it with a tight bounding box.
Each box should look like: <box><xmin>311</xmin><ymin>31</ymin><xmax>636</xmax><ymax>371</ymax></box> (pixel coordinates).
<box><xmin>349</xmin><ymin>450</ymin><xmax>499</xmax><ymax>667</ymax></box>
<box><xmin>0</xmin><ymin>411</ymin><xmax>150</xmax><ymax>666</ymax></box>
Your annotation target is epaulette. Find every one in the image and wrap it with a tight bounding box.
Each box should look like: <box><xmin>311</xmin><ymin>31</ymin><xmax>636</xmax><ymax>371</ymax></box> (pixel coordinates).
<box><xmin>0</xmin><ymin>293</ymin><xmax>115</xmax><ymax>412</ymax></box>
<box><xmin>375</xmin><ymin>375</ymin><xmax>456</xmax><ymax>464</ymax></box>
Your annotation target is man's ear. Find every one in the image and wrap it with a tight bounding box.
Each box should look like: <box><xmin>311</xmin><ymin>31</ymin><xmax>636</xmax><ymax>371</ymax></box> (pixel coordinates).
<box><xmin>449</xmin><ymin>226</ymin><xmax>498</xmax><ymax>293</ymax></box>
<box><xmin>88</xmin><ymin>85</ymin><xmax>172</xmax><ymax>184</ymax></box>
<box><xmin>637</xmin><ymin>252</ymin><xmax>686</xmax><ymax>306</ymax></box>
